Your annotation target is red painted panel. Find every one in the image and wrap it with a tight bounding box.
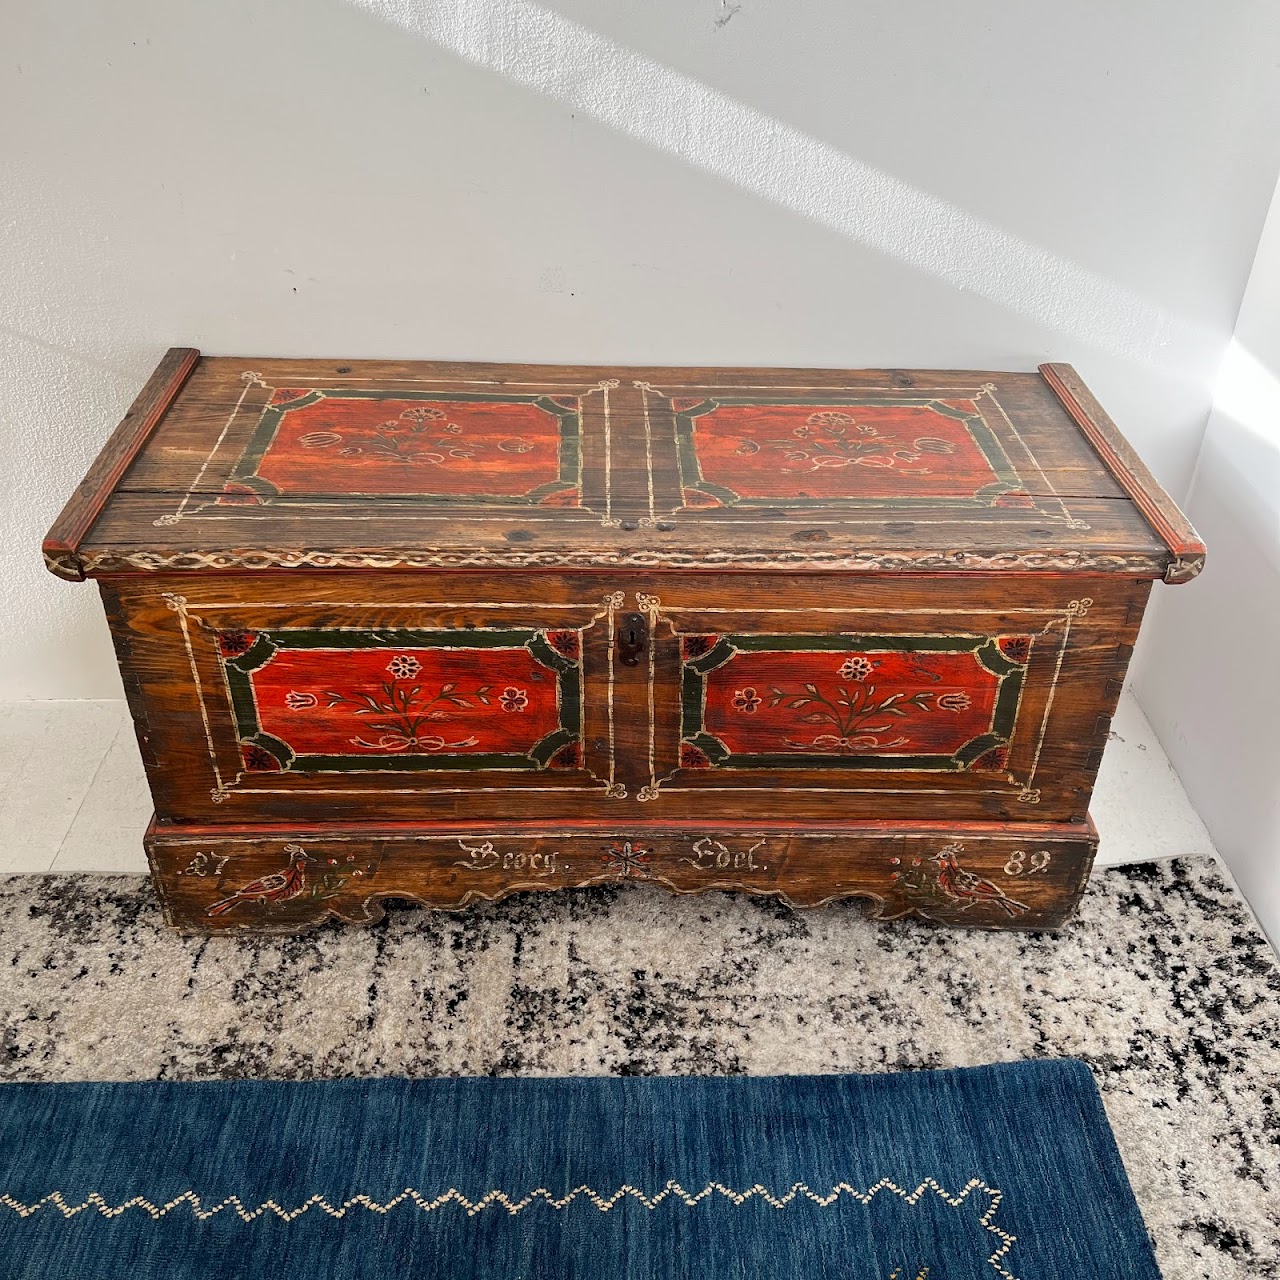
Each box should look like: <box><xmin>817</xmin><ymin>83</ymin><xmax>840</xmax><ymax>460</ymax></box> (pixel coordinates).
<box><xmin>687</xmin><ymin>401</ymin><xmax>1004</xmax><ymax>502</ymax></box>
<box><xmin>703</xmin><ymin>648</ymin><xmax>1000</xmax><ymax>756</ymax></box>
<box><xmin>250</xmin><ymin>647</ymin><xmax>560</xmax><ymax>757</ymax></box>
<box><xmin>249</xmin><ymin>395</ymin><xmax>570</xmax><ymax>499</ymax></box>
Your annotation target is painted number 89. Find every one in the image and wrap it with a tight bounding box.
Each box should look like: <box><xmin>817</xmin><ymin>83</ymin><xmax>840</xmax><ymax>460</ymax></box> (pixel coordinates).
<box><xmin>1004</xmin><ymin>849</ymin><xmax>1051</xmax><ymax>876</ymax></box>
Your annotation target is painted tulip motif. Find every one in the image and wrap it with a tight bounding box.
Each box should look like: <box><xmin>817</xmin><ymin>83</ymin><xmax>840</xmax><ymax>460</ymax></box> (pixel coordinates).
<box><xmin>737</xmin><ymin>656</ymin><xmax>979</xmax><ymax>752</ymax></box>
<box><xmin>766</xmin><ymin>412</ymin><xmax>957</xmax><ymax>473</ymax></box>
<box><xmin>319</xmin><ymin>656</ymin><xmax>510</xmax><ymax>753</ymax></box>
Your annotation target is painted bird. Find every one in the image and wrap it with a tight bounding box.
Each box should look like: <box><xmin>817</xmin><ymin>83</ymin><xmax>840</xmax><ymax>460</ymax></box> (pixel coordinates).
<box><xmin>206</xmin><ymin>845</ymin><xmax>311</xmax><ymax>916</ymax></box>
<box><xmin>930</xmin><ymin>845</ymin><xmax>1029</xmax><ymax>916</ymax></box>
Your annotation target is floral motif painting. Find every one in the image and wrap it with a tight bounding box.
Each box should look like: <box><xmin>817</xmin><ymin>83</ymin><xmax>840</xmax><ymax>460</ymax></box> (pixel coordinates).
<box><xmin>218</xmin><ymin>389</ymin><xmax>582</xmax><ymax>506</ymax></box>
<box><xmin>670</xmin><ymin>396</ymin><xmax>1035</xmax><ymax>509</ymax></box>
<box><xmin>680</xmin><ymin>632</ymin><xmax>1032</xmax><ymax>771</ymax></box>
<box><xmin>219</xmin><ymin>627</ymin><xmax>582</xmax><ymax>774</ymax></box>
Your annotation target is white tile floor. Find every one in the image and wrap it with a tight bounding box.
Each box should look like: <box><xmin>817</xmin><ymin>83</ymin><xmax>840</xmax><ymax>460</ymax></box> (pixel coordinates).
<box><xmin>0</xmin><ymin>691</ymin><xmax>1217</xmax><ymax>874</ymax></box>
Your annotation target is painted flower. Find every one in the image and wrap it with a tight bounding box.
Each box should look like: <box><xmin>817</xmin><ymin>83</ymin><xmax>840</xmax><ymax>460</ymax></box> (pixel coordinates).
<box><xmin>972</xmin><ymin>745</ymin><xmax>1009</xmax><ymax>773</ymax></box>
<box><xmin>806</xmin><ymin>411</ymin><xmax>855</xmax><ymax>427</ymax></box>
<box><xmin>386</xmin><ymin>655</ymin><xmax>422</xmax><ymax>680</ymax></box>
<box><xmin>299</xmin><ymin>431</ymin><xmax>342</xmax><ymax>448</ymax></box>
<box><xmin>400</xmin><ymin>406</ymin><xmax>448</xmax><ymax>422</ymax></box>
<box><xmin>379</xmin><ymin>417</ymin><xmax>418</xmax><ymax>436</ymax></box>
<box><xmin>602</xmin><ymin>840</ymin><xmax>650</xmax><ymax>878</ymax></box>
<box><xmin>271</xmin><ymin>388</ymin><xmax>309</xmax><ymax>404</ymax></box>
<box><xmin>998</xmin><ymin>636</ymin><xmax>1032</xmax><ymax>664</ymax></box>
<box><xmin>241</xmin><ymin>743</ymin><xmax>280</xmax><ymax>772</ymax></box>
<box><xmin>733</xmin><ymin>687</ymin><xmax>762</xmax><ymax>714</ymax></box>
<box><xmin>285</xmin><ymin>691</ymin><xmax>318</xmax><ymax>709</ymax></box>
<box><xmin>549</xmin><ymin>741</ymin><xmax>581</xmax><ymax>769</ymax></box>
<box><xmin>681</xmin><ymin>634</ymin><xmax>717</xmax><ymax>661</ymax></box>
<box><xmin>217</xmin><ymin>630</ymin><xmax>256</xmax><ymax>658</ymax></box>
<box><xmin>500</xmin><ymin>687</ymin><xmax>529</xmax><ymax>713</ymax></box>
<box><xmin>838</xmin><ymin>655</ymin><xmax>873</xmax><ymax>681</ymax></box>
<box><xmin>546</xmin><ymin>630</ymin><xmax>582</xmax><ymax>661</ymax></box>
<box><xmin>938</xmin><ymin>691</ymin><xmax>971</xmax><ymax>712</ymax></box>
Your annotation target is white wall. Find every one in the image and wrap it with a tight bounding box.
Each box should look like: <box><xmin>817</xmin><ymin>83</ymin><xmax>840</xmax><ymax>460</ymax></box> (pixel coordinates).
<box><xmin>4</xmin><ymin>0</ymin><xmax>1280</xmax><ymax>698</ymax></box>
<box><xmin>1135</xmin><ymin>173</ymin><xmax>1280</xmax><ymax>942</ymax></box>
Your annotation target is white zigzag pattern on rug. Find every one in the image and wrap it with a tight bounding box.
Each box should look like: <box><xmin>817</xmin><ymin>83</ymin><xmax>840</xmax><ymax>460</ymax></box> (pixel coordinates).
<box><xmin>1</xmin><ymin>1178</ymin><xmax>1017</xmax><ymax>1278</ymax></box>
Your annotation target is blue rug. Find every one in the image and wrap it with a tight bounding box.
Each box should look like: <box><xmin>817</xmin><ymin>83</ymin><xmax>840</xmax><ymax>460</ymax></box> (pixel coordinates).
<box><xmin>0</xmin><ymin>1060</ymin><xmax>1159</xmax><ymax>1280</ymax></box>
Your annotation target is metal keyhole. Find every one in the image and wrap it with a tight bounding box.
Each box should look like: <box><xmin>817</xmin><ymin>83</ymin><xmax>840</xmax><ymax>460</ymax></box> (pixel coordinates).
<box><xmin>618</xmin><ymin>612</ymin><xmax>647</xmax><ymax>666</ymax></box>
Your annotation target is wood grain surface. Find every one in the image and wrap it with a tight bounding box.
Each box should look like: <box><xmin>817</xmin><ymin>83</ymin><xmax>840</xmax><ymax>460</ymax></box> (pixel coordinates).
<box><xmin>42</xmin><ymin>347</ymin><xmax>199</xmax><ymax>580</ymax></box>
<box><xmin>1039</xmin><ymin>362</ymin><xmax>1206</xmax><ymax>582</ymax></box>
<box><xmin>147</xmin><ymin>816</ymin><xmax>1097</xmax><ymax>935</ymax></box>
<box><xmin>101</xmin><ymin>570</ymin><xmax>1144</xmax><ymax>828</ymax></box>
<box><xmin>55</xmin><ymin>355</ymin><xmax>1189</xmax><ymax>580</ymax></box>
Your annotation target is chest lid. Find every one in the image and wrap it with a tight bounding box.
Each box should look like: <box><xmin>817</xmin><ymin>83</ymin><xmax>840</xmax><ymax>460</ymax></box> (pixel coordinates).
<box><xmin>44</xmin><ymin>351</ymin><xmax>1204</xmax><ymax>582</ymax></box>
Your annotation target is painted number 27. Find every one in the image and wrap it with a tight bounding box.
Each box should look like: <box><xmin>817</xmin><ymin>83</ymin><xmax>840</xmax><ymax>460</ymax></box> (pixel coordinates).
<box><xmin>180</xmin><ymin>852</ymin><xmax>230</xmax><ymax>877</ymax></box>
<box><xmin>1004</xmin><ymin>849</ymin><xmax>1051</xmax><ymax>876</ymax></box>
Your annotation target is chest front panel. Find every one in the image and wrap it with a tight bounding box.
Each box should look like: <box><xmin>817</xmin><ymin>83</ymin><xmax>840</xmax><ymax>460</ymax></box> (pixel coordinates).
<box><xmin>637</xmin><ymin>575</ymin><xmax>1143</xmax><ymax>821</ymax></box>
<box><xmin>105</xmin><ymin>571</ymin><xmax>1144</xmax><ymax>827</ymax></box>
<box><xmin>106</xmin><ymin>576</ymin><xmax>637</xmax><ymax>820</ymax></box>
<box><xmin>220</xmin><ymin>626</ymin><xmax>580</xmax><ymax>774</ymax></box>
<box><xmin>682</xmin><ymin>632</ymin><xmax>1028</xmax><ymax>768</ymax></box>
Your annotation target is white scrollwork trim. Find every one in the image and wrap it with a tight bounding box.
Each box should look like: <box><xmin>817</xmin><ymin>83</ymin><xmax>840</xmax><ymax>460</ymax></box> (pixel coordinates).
<box><xmin>73</xmin><ymin>549</ymin><xmax>1170</xmax><ymax>576</ymax></box>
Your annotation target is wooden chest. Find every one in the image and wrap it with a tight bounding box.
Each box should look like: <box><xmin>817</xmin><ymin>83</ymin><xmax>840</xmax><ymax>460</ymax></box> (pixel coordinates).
<box><xmin>44</xmin><ymin>351</ymin><xmax>1204</xmax><ymax>934</ymax></box>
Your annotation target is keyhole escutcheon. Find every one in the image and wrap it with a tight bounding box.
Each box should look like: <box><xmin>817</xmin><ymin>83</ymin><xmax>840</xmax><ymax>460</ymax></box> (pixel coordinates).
<box><xmin>617</xmin><ymin>611</ymin><xmax>647</xmax><ymax>666</ymax></box>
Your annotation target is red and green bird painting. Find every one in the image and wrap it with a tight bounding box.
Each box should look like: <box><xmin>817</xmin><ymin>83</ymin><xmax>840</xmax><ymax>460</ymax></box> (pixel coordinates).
<box><xmin>930</xmin><ymin>844</ymin><xmax>1029</xmax><ymax>916</ymax></box>
<box><xmin>206</xmin><ymin>845</ymin><xmax>311</xmax><ymax>917</ymax></box>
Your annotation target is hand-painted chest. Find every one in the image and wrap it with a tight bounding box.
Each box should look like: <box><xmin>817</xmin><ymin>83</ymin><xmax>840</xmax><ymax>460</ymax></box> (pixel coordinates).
<box><xmin>44</xmin><ymin>352</ymin><xmax>1205</xmax><ymax>934</ymax></box>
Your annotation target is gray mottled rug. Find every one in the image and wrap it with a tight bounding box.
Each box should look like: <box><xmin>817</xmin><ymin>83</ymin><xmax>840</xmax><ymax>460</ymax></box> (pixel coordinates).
<box><xmin>0</xmin><ymin>858</ymin><xmax>1276</xmax><ymax>1279</ymax></box>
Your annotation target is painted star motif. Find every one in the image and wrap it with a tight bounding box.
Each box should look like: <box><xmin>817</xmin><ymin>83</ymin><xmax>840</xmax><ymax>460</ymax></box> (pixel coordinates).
<box><xmin>601</xmin><ymin>841</ymin><xmax>651</xmax><ymax>879</ymax></box>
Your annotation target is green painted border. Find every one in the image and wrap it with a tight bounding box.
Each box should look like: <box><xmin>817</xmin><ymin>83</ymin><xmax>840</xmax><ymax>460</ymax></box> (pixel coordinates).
<box><xmin>680</xmin><ymin>632</ymin><xmax>1028</xmax><ymax>773</ymax></box>
<box><xmin>224</xmin><ymin>627</ymin><xmax>582</xmax><ymax>775</ymax></box>
<box><xmin>673</xmin><ymin>394</ymin><xmax>1028</xmax><ymax>511</ymax></box>
<box><xmin>224</xmin><ymin>389</ymin><xmax>582</xmax><ymax>507</ymax></box>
